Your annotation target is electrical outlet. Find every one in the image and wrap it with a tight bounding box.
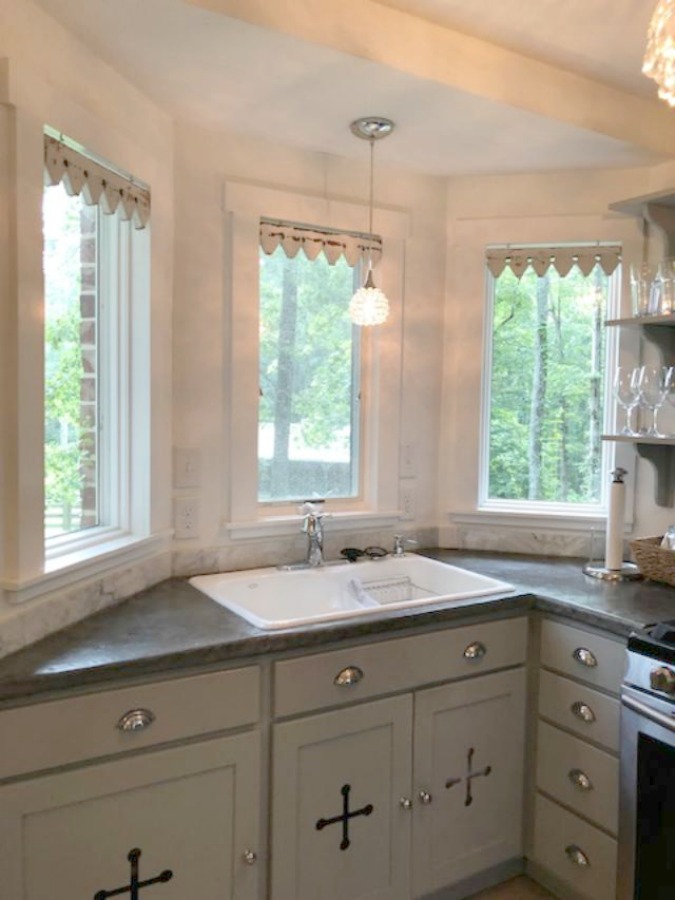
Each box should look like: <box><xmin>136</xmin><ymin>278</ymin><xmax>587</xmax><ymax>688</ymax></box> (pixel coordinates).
<box><xmin>400</xmin><ymin>484</ymin><xmax>416</xmax><ymax>521</ymax></box>
<box><xmin>400</xmin><ymin>442</ymin><xmax>417</xmax><ymax>478</ymax></box>
<box><xmin>174</xmin><ymin>496</ymin><xmax>200</xmax><ymax>539</ymax></box>
<box><xmin>173</xmin><ymin>447</ymin><xmax>202</xmax><ymax>489</ymax></box>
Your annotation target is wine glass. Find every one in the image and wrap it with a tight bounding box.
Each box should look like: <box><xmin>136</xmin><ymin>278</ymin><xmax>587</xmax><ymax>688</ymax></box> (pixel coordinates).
<box><xmin>637</xmin><ymin>365</ymin><xmax>672</xmax><ymax>437</ymax></box>
<box><xmin>613</xmin><ymin>367</ymin><xmax>640</xmax><ymax>435</ymax></box>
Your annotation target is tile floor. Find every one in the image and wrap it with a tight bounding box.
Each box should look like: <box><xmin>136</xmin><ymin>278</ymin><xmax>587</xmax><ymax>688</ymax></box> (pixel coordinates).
<box><xmin>469</xmin><ymin>875</ymin><xmax>554</xmax><ymax>899</ymax></box>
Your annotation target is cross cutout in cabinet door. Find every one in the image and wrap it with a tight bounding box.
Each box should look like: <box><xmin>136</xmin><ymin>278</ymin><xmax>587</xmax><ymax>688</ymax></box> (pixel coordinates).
<box><xmin>444</xmin><ymin>747</ymin><xmax>492</xmax><ymax>807</ymax></box>
<box><xmin>93</xmin><ymin>847</ymin><xmax>173</xmax><ymax>899</ymax></box>
<box><xmin>315</xmin><ymin>783</ymin><xmax>374</xmax><ymax>850</ymax></box>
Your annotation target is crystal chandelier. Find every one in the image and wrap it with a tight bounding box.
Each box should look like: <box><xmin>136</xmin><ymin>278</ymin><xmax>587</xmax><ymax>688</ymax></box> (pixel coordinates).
<box><xmin>643</xmin><ymin>0</ymin><xmax>675</xmax><ymax>106</ymax></box>
<box><xmin>349</xmin><ymin>117</ymin><xmax>394</xmax><ymax>327</ymax></box>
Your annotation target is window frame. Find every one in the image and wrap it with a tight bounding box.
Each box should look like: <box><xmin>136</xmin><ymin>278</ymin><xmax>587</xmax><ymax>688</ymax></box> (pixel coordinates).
<box><xmin>223</xmin><ymin>181</ymin><xmax>409</xmax><ymax>539</ymax></box>
<box><xmin>478</xmin><ymin>251</ymin><xmax>622</xmax><ymax>519</ymax></box>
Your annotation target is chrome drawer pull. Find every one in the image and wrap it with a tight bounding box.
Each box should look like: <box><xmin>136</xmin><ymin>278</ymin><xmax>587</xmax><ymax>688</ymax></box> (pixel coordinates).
<box><xmin>463</xmin><ymin>641</ymin><xmax>486</xmax><ymax>660</ymax></box>
<box><xmin>242</xmin><ymin>850</ymin><xmax>257</xmax><ymax>866</ymax></box>
<box><xmin>334</xmin><ymin>666</ymin><xmax>364</xmax><ymax>687</ymax></box>
<box><xmin>116</xmin><ymin>708</ymin><xmax>155</xmax><ymax>733</ymax></box>
<box><xmin>572</xmin><ymin>647</ymin><xmax>598</xmax><ymax>668</ymax></box>
<box><xmin>568</xmin><ymin>768</ymin><xmax>594</xmax><ymax>792</ymax></box>
<box><xmin>565</xmin><ymin>844</ymin><xmax>590</xmax><ymax>868</ymax></box>
<box><xmin>399</xmin><ymin>797</ymin><xmax>413</xmax><ymax>810</ymax></box>
<box><xmin>571</xmin><ymin>701</ymin><xmax>596</xmax><ymax>723</ymax></box>
<box><xmin>418</xmin><ymin>789</ymin><xmax>433</xmax><ymax>805</ymax></box>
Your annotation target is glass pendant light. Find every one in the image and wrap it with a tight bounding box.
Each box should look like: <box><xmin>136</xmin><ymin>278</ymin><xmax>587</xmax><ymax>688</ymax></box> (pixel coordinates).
<box><xmin>349</xmin><ymin>117</ymin><xmax>394</xmax><ymax>326</ymax></box>
<box><xmin>643</xmin><ymin>0</ymin><xmax>675</xmax><ymax>106</ymax></box>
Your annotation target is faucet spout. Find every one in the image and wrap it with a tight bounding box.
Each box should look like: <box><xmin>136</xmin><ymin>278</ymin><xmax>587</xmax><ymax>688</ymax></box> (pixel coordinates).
<box><xmin>301</xmin><ymin>500</ymin><xmax>327</xmax><ymax>567</ymax></box>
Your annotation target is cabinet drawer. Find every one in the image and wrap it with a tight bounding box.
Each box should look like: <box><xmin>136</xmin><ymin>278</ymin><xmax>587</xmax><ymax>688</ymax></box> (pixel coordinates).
<box><xmin>540</xmin><ymin>619</ymin><xmax>625</xmax><ymax>694</ymax></box>
<box><xmin>536</xmin><ymin>721</ymin><xmax>619</xmax><ymax>835</ymax></box>
<box><xmin>274</xmin><ymin>617</ymin><xmax>527</xmax><ymax>717</ymax></box>
<box><xmin>532</xmin><ymin>794</ymin><xmax>617</xmax><ymax>900</ymax></box>
<box><xmin>0</xmin><ymin>665</ymin><xmax>260</xmax><ymax>780</ymax></box>
<box><xmin>538</xmin><ymin>670</ymin><xmax>620</xmax><ymax>752</ymax></box>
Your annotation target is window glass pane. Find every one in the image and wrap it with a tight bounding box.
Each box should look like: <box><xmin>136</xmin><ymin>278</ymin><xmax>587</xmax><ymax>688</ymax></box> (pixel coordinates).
<box><xmin>487</xmin><ymin>264</ymin><xmax>610</xmax><ymax>504</ymax></box>
<box><xmin>258</xmin><ymin>245</ymin><xmax>360</xmax><ymax>503</ymax></box>
<box><xmin>43</xmin><ymin>184</ymin><xmax>99</xmax><ymax>537</ymax></box>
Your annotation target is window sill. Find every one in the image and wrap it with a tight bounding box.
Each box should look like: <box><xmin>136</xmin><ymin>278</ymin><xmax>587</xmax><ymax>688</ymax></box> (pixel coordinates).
<box><xmin>2</xmin><ymin>531</ymin><xmax>172</xmax><ymax>605</ymax></box>
<box><xmin>225</xmin><ymin>510</ymin><xmax>402</xmax><ymax>540</ymax></box>
<box><xmin>450</xmin><ymin>507</ymin><xmax>609</xmax><ymax>533</ymax></box>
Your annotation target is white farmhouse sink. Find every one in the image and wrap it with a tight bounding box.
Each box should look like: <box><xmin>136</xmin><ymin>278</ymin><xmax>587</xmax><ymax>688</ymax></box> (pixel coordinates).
<box><xmin>190</xmin><ymin>555</ymin><xmax>513</xmax><ymax>630</ymax></box>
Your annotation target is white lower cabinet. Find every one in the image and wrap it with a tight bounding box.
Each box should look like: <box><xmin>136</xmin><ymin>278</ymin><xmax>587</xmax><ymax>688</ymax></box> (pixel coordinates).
<box><xmin>0</xmin><ymin>731</ymin><xmax>261</xmax><ymax>900</ymax></box>
<box><xmin>271</xmin><ymin>668</ymin><xmax>526</xmax><ymax>900</ymax></box>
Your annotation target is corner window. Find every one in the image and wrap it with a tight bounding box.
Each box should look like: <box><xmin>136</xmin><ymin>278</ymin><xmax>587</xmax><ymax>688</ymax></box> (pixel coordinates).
<box><xmin>482</xmin><ymin>245</ymin><xmax>621</xmax><ymax>511</ymax></box>
<box><xmin>258</xmin><ymin>245</ymin><xmax>361</xmax><ymax>503</ymax></box>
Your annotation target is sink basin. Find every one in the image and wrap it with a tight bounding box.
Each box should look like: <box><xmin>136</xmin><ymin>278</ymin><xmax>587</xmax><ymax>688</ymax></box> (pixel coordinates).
<box><xmin>189</xmin><ymin>555</ymin><xmax>513</xmax><ymax>630</ymax></box>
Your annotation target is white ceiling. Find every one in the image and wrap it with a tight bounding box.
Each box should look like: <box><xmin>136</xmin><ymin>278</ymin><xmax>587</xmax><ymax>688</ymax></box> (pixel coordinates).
<box><xmin>33</xmin><ymin>0</ymin><xmax>674</xmax><ymax>176</ymax></box>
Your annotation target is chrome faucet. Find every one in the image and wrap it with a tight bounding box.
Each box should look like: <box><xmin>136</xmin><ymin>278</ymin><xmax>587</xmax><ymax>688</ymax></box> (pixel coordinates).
<box><xmin>302</xmin><ymin>501</ymin><xmax>327</xmax><ymax>567</ymax></box>
<box><xmin>393</xmin><ymin>534</ymin><xmax>418</xmax><ymax>557</ymax></box>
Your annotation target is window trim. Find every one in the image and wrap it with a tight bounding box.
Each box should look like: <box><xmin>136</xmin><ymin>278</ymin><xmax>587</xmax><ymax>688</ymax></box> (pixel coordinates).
<box><xmin>223</xmin><ymin>180</ymin><xmax>409</xmax><ymax>536</ymax></box>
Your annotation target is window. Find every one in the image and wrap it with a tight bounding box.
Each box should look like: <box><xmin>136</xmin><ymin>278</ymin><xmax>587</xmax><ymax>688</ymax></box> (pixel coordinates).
<box><xmin>482</xmin><ymin>245</ymin><xmax>621</xmax><ymax>511</ymax></box>
<box><xmin>258</xmin><ymin>245</ymin><xmax>361</xmax><ymax>503</ymax></box>
<box><xmin>42</xmin><ymin>133</ymin><xmax>151</xmax><ymax>559</ymax></box>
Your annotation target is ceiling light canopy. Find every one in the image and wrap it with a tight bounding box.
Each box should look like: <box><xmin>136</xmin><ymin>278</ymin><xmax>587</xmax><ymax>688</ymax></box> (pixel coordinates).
<box><xmin>349</xmin><ymin>117</ymin><xmax>394</xmax><ymax>327</ymax></box>
<box><xmin>643</xmin><ymin>0</ymin><xmax>675</xmax><ymax>106</ymax></box>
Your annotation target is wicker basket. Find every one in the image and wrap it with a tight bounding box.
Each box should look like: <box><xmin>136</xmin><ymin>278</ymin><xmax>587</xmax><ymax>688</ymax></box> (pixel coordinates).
<box><xmin>630</xmin><ymin>535</ymin><xmax>675</xmax><ymax>586</ymax></box>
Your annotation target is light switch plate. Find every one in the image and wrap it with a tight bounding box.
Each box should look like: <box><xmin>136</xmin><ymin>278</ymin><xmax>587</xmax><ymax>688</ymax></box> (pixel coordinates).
<box><xmin>174</xmin><ymin>447</ymin><xmax>201</xmax><ymax>488</ymax></box>
<box><xmin>400</xmin><ymin>442</ymin><xmax>417</xmax><ymax>478</ymax></box>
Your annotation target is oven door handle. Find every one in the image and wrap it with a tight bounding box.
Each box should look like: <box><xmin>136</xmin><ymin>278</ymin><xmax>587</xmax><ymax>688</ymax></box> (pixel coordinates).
<box><xmin>622</xmin><ymin>692</ymin><xmax>675</xmax><ymax>733</ymax></box>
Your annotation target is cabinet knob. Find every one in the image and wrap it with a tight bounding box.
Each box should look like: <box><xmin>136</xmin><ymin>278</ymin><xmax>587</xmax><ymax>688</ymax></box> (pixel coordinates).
<box><xmin>242</xmin><ymin>850</ymin><xmax>257</xmax><ymax>866</ymax></box>
<box><xmin>334</xmin><ymin>666</ymin><xmax>364</xmax><ymax>687</ymax></box>
<box><xmin>572</xmin><ymin>647</ymin><xmax>598</xmax><ymax>668</ymax></box>
<box><xmin>116</xmin><ymin>708</ymin><xmax>155</xmax><ymax>733</ymax></box>
<box><xmin>399</xmin><ymin>797</ymin><xmax>413</xmax><ymax>810</ymax></box>
<box><xmin>463</xmin><ymin>641</ymin><xmax>486</xmax><ymax>660</ymax></box>
<box><xmin>418</xmin><ymin>789</ymin><xmax>433</xmax><ymax>805</ymax></box>
<box><xmin>568</xmin><ymin>768</ymin><xmax>594</xmax><ymax>792</ymax></box>
<box><xmin>570</xmin><ymin>701</ymin><xmax>596</xmax><ymax>723</ymax></box>
<box><xmin>565</xmin><ymin>844</ymin><xmax>590</xmax><ymax>868</ymax></box>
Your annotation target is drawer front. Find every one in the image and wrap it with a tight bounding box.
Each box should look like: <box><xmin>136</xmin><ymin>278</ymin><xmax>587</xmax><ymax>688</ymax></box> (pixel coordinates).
<box><xmin>536</xmin><ymin>721</ymin><xmax>619</xmax><ymax>835</ymax></box>
<box><xmin>538</xmin><ymin>669</ymin><xmax>620</xmax><ymax>752</ymax></box>
<box><xmin>532</xmin><ymin>794</ymin><xmax>617</xmax><ymax>900</ymax></box>
<box><xmin>274</xmin><ymin>617</ymin><xmax>527</xmax><ymax>717</ymax></box>
<box><xmin>540</xmin><ymin>619</ymin><xmax>625</xmax><ymax>694</ymax></box>
<box><xmin>0</xmin><ymin>665</ymin><xmax>260</xmax><ymax>780</ymax></box>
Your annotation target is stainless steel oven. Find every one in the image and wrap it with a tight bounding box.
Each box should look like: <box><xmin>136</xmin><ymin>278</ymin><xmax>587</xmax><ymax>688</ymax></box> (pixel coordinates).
<box><xmin>618</xmin><ymin>627</ymin><xmax>675</xmax><ymax>899</ymax></box>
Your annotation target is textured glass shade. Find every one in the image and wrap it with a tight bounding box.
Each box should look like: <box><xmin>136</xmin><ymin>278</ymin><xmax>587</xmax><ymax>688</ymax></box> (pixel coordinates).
<box><xmin>643</xmin><ymin>0</ymin><xmax>675</xmax><ymax>106</ymax></box>
<box><xmin>349</xmin><ymin>269</ymin><xmax>389</xmax><ymax>326</ymax></box>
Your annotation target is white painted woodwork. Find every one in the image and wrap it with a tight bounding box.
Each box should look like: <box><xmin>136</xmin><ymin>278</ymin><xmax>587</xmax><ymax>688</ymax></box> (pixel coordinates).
<box><xmin>0</xmin><ymin>665</ymin><xmax>260</xmax><ymax>779</ymax></box>
<box><xmin>0</xmin><ymin>732</ymin><xmax>261</xmax><ymax>900</ymax></box>
<box><xmin>538</xmin><ymin>669</ymin><xmax>620</xmax><ymax>752</ymax></box>
<box><xmin>531</xmin><ymin>795</ymin><xmax>618</xmax><ymax>900</ymax></box>
<box><xmin>271</xmin><ymin>694</ymin><xmax>413</xmax><ymax>900</ymax></box>
<box><xmin>274</xmin><ymin>616</ymin><xmax>527</xmax><ymax>717</ymax></box>
<box><xmin>412</xmin><ymin>668</ymin><xmax>526</xmax><ymax>897</ymax></box>
<box><xmin>536</xmin><ymin>721</ymin><xmax>619</xmax><ymax>836</ymax></box>
<box><xmin>540</xmin><ymin>620</ymin><xmax>624</xmax><ymax>694</ymax></box>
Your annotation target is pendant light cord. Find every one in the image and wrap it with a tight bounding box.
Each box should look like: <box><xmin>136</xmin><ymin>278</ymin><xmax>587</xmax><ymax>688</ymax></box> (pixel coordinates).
<box><xmin>368</xmin><ymin>136</ymin><xmax>374</xmax><ymax>238</ymax></box>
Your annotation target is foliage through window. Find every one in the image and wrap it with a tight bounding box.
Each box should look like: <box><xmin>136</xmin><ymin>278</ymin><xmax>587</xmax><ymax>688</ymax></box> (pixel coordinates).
<box><xmin>258</xmin><ymin>246</ymin><xmax>360</xmax><ymax>503</ymax></box>
<box><xmin>485</xmin><ymin>260</ymin><xmax>617</xmax><ymax>507</ymax></box>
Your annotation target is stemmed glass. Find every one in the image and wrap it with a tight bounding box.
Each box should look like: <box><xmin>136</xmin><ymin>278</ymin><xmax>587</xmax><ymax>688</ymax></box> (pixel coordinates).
<box><xmin>613</xmin><ymin>367</ymin><xmax>640</xmax><ymax>435</ymax></box>
<box><xmin>637</xmin><ymin>365</ymin><xmax>673</xmax><ymax>437</ymax></box>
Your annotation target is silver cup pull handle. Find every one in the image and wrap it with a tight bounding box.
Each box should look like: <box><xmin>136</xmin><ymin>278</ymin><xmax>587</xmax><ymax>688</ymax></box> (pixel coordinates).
<box><xmin>568</xmin><ymin>768</ymin><xmax>594</xmax><ymax>792</ymax></box>
<box><xmin>418</xmin><ymin>789</ymin><xmax>433</xmax><ymax>805</ymax></box>
<box><xmin>573</xmin><ymin>647</ymin><xmax>598</xmax><ymax>668</ymax></box>
<box><xmin>334</xmin><ymin>665</ymin><xmax>364</xmax><ymax>687</ymax></box>
<box><xmin>116</xmin><ymin>708</ymin><xmax>155</xmax><ymax>733</ymax></box>
<box><xmin>571</xmin><ymin>701</ymin><xmax>596</xmax><ymax>723</ymax></box>
<box><xmin>463</xmin><ymin>641</ymin><xmax>486</xmax><ymax>660</ymax></box>
<box><xmin>399</xmin><ymin>797</ymin><xmax>413</xmax><ymax>810</ymax></box>
<box><xmin>565</xmin><ymin>844</ymin><xmax>590</xmax><ymax>867</ymax></box>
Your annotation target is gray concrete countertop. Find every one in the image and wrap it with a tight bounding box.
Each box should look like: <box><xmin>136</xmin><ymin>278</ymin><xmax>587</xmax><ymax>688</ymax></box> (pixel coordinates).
<box><xmin>0</xmin><ymin>549</ymin><xmax>674</xmax><ymax>703</ymax></box>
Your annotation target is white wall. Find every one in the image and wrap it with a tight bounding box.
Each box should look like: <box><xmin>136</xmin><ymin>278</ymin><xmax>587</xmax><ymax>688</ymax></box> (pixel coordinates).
<box><xmin>172</xmin><ymin>121</ymin><xmax>446</xmax><ymax>572</ymax></box>
<box><xmin>440</xmin><ymin>166</ymin><xmax>675</xmax><ymax>554</ymax></box>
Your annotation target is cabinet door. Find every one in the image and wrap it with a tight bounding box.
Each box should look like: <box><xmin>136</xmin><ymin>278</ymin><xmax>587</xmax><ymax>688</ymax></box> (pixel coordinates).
<box><xmin>0</xmin><ymin>732</ymin><xmax>260</xmax><ymax>900</ymax></box>
<box><xmin>412</xmin><ymin>668</ymin><xmax>526</xmax><ymax>897</ymax></box>
<box><xmin>271</xmin><ymin>694</ymin><xmax>412</xmax><ymax>900</ymax></box>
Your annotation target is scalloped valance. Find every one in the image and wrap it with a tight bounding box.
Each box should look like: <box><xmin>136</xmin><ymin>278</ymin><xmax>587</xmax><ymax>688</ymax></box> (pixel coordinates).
<box><xmin>260</xmin><ymin>218</ymin><xmax>382</xmax><ymax>267</ymax></box>
<box><xmin>486</xmin><ymin>245</ymin><xmax>622</xmax><ymax>279</ymax></box>
<box><xmin>44</xmin><ymin>135</ymin><xmax>151</xmax><ymax>230</ymax></box>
